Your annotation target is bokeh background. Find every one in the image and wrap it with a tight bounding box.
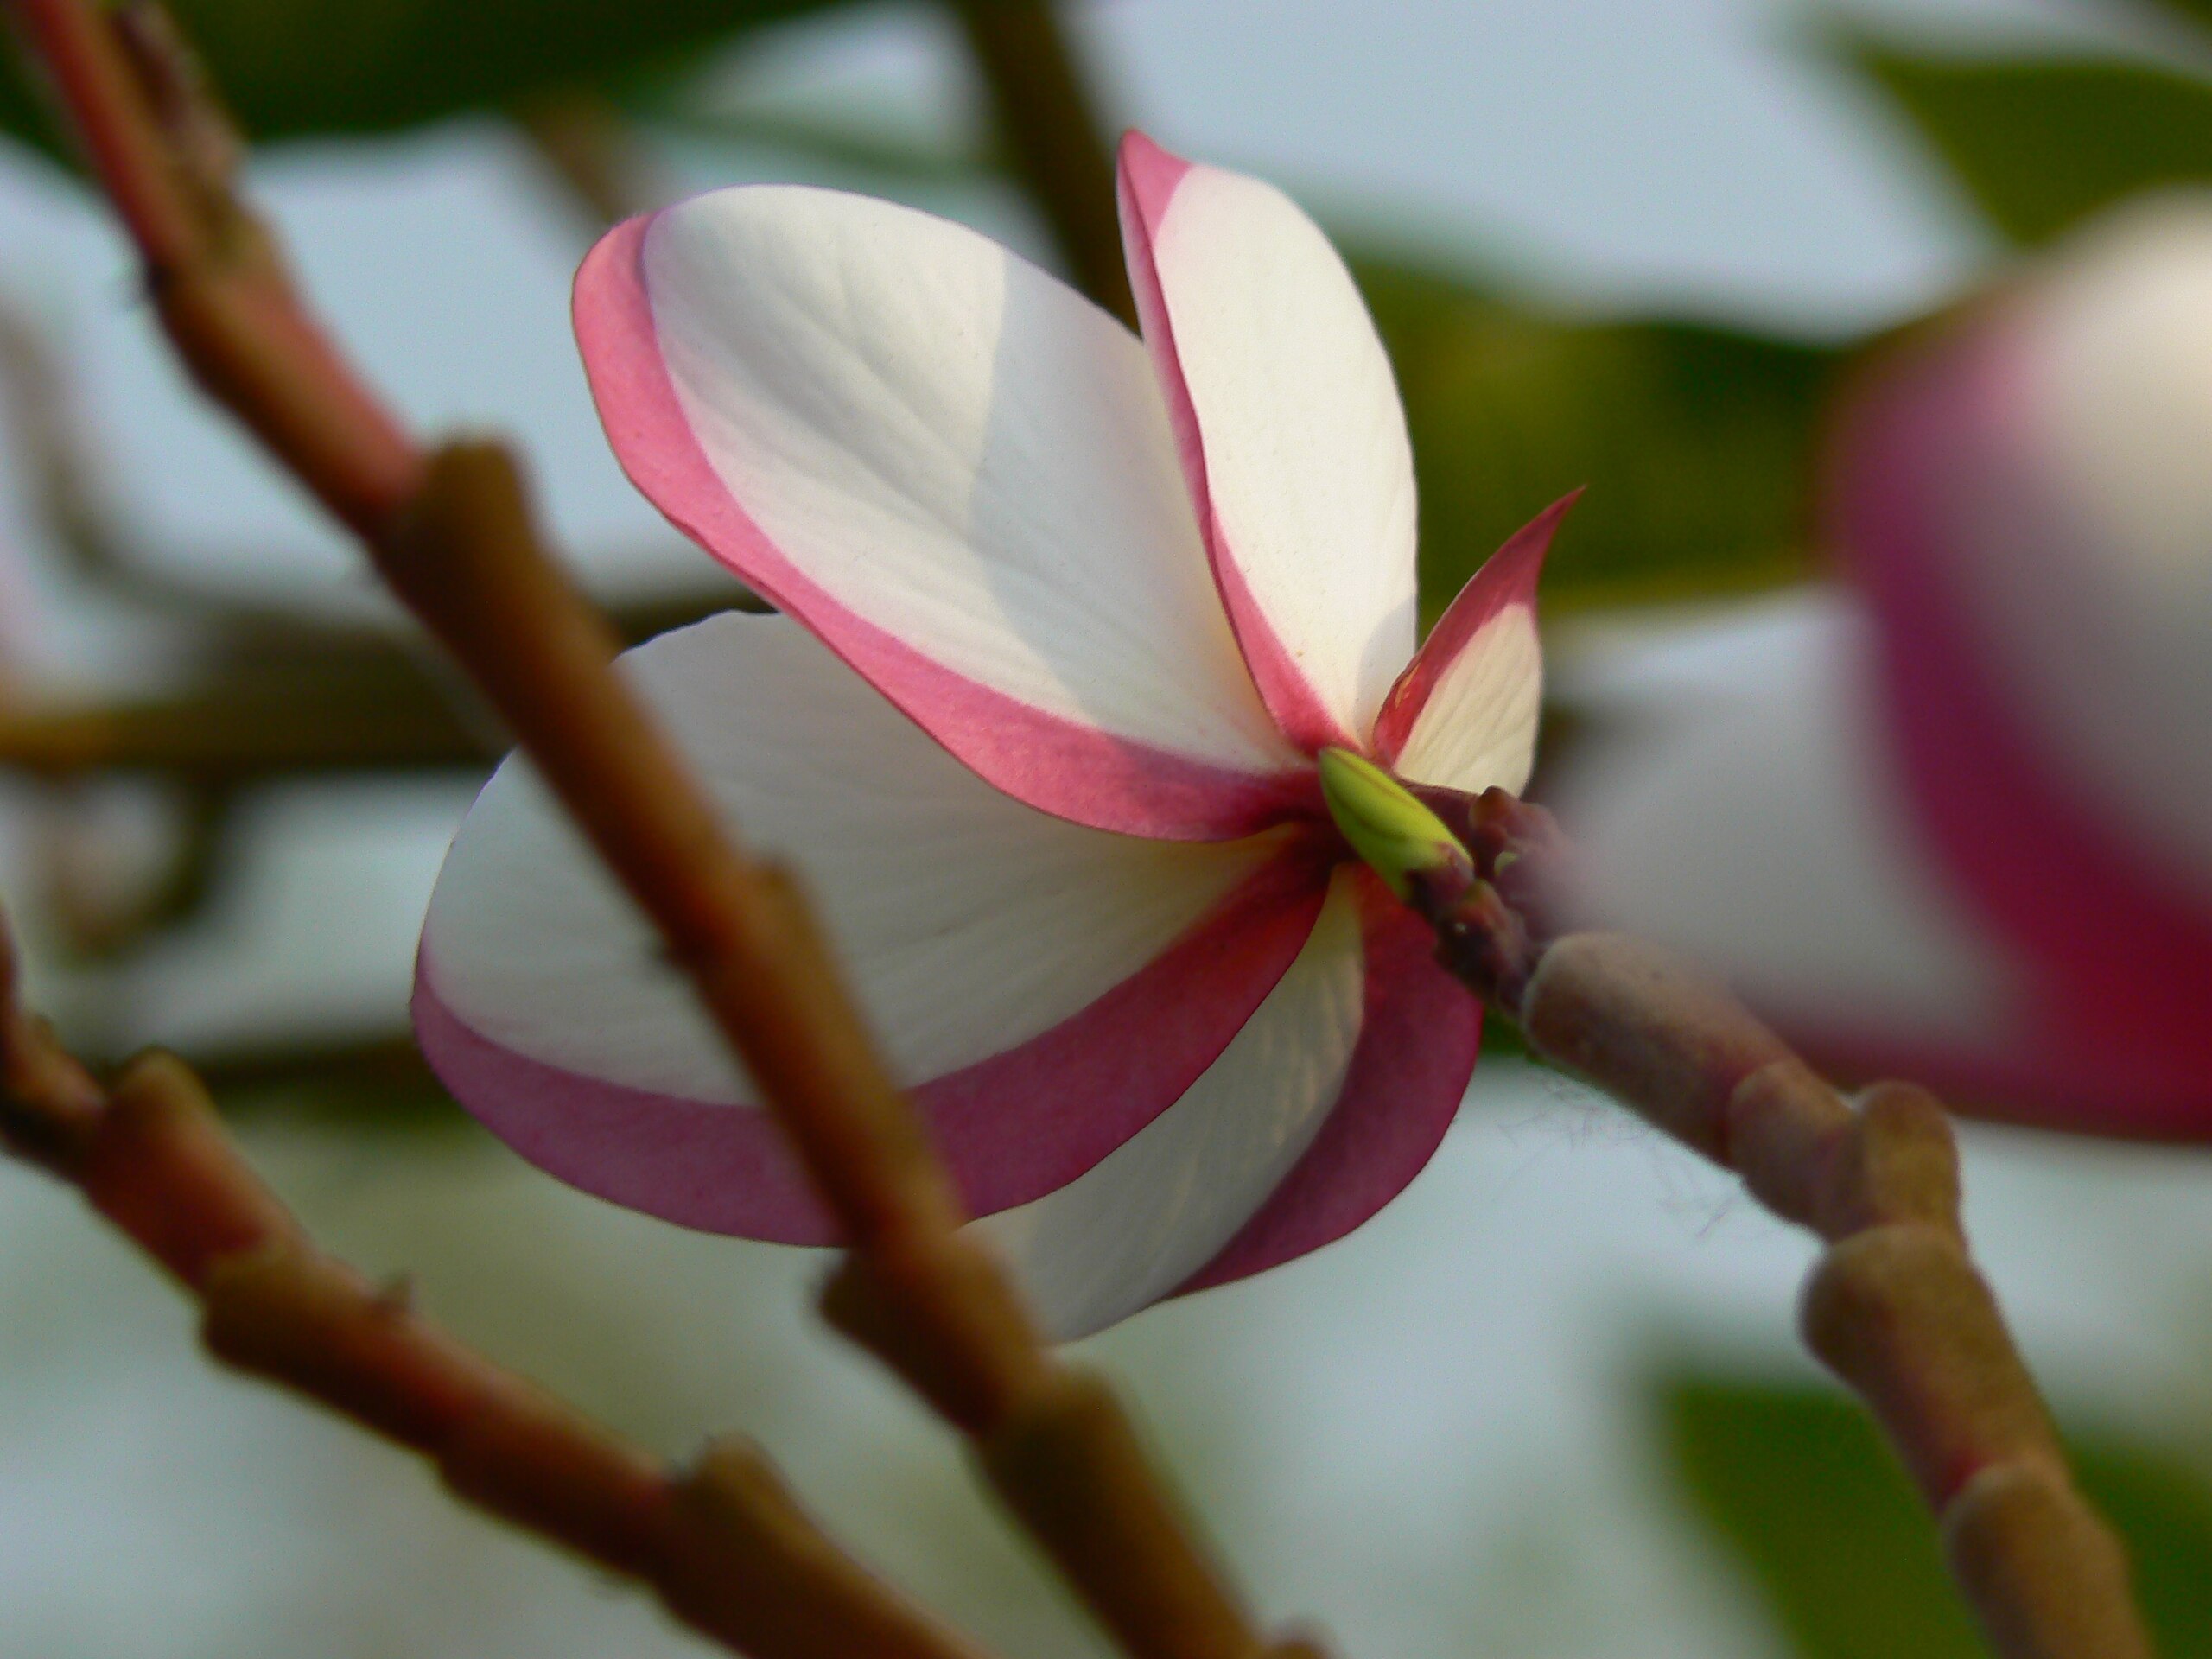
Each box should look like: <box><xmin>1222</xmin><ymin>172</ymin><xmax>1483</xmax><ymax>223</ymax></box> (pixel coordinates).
<box><xmin>3</xmin><ymin>1</ymin><xmax>2212</xmax><ymax>1655</ymax></box>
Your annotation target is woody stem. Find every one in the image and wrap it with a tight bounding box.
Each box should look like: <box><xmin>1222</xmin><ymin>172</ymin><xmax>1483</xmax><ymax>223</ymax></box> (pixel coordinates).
<box><xmin>1408</xmin><ymin>788</ymin><xmax>2154</xmax><ymax>1659</ymax></box>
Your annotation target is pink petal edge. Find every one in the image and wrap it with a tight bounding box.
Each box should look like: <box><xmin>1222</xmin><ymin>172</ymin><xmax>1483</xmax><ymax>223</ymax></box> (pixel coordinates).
<box><xmin>1116</xmin><ymin>130</ymin><xmax>1354</xmax><ymax>757</ymax></box>
<box><xmin>414</xmin><ymin>848</ymin><xmax>1334</xmax><ymax>1246</ymax></box>
<box><xmin>574</xmin><ymin>211</ymin><xmax>1318</xmax><ymax>842</ymax></box>
<box><xmin>1371</xmin><ymin>491</ymin><xmax>1575</xmax><ymax>763</ymax></box>
<box><xmin>1783</xmin><ymin>1017</ymin><xmax>2212</xmax><ymax>1142</ymax></box>
<box><xmin>1176</xmin><ymin>867</ymin><xmax>1483</xmax><ymax>1294</ymax></box>
<box><xmin>1834</xmin><ymin>329</ymin><xmax>2212</xmax><ymax>1126</ymax></box>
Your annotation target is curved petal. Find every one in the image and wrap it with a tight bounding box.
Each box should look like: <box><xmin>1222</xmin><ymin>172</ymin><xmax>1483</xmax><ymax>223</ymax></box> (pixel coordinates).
<box><xmin>575</xmin><ymin>190</ymin><xmax>1312</xmax><ymax>840</ymax></box>
<box><xmin>1176</xmin><ymin>868</ymin><xmax>1481</xmax><ymax>1298</ymax></box>
<box><xmin>1117</xmin><ymin>131</ymin><xmax>1418</xmax><ymax>753</ymax></box>
<box><xmin>969</xmin><ymin>868</ymin><xmax>1370</xmax><ymax>1341</ymax></box>
<box><xmin>1372</xmin><ymin>493</ymin><xmax>1572</xmax><ymax>791</ymax></box>
<box><xmin>1554</xmin><ymin>599</ymin><xmax>2212</xmax><ymax>1138</ymax></box>
<box><xmin>1958</xmin><ymin>204</ymin><xmax>2212</xmax><ymax>892</ymax></box>
<box><xmin>416</xmin><ymin>613</ymin><xmax>1331</xmax><ymax>1243</ymax></box>
<box><xmin>1834</xmin><ymin>297</ymin><xmax>2212</xmax><ymax>1108</ymax></box>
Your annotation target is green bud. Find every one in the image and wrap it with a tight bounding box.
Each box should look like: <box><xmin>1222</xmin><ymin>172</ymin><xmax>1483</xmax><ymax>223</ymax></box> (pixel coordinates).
<box><xmin>1315</xmin><ymin>747</ymin><xmax>1474</xmax><ymax>902</ymax></box>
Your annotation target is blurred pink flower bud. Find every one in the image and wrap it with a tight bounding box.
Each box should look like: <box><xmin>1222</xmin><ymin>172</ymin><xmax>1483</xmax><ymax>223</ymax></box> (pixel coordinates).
<box><xmin>1562</xmin><ymin>197</ymin><xmax>2212</xmax><ymax>1137</ymax></box>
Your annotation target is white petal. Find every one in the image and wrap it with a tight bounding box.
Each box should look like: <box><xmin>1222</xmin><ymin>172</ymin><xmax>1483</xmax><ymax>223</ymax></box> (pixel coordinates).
<box><xmin>418</xmin><ymin>613</ymin><xmax>1318</xmax><ymax>1241</ymax></box>
<box><xmin>577</xmin><ymin>191</ymin><xmax>1304</xmax><ymax>838</ymax></box>
<box><xmin>969</xmin><ymin>869</ymin><xmax>1367</xmax><ymax>1341</ymax></box>
<box><xmin>1390</xmin><ymin>610</ymin><xmax>1541</xmax><ymax>794</ymax></box>
<box><xmin>1375</xmin><ymin>496</ymin><xmax>1565</xmax><ymax>792</ymax></box>
<box><xmin>1119</xmin><ymin>134</ymin><xmax>1418</xmax><ymax>749</ymax></box>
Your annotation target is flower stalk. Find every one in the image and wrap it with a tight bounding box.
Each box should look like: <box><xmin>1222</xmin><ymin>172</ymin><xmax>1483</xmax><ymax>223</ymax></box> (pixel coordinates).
<box><xmin>1419</xmin><ymin>790</ymin><xmax>2155</xmax><ymax>1659</ymax></box>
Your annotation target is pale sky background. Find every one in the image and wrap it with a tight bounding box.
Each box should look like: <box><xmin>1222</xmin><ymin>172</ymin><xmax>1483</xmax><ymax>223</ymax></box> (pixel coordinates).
<box><xmin>4</xmin><ymin>3</ymin><xmax>2212</xmax><ymax>1657</ymax></box>
<box><xmin>0</xmin><ymin>0</ymin><xmax>2157</xmax><ymax>601</ymax></box>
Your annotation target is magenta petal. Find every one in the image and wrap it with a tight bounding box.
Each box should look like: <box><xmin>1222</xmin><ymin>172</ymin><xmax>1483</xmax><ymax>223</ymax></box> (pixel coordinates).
<box><xmin>416</xmin><ymin>849</ymin><xmax>1332</xmax><ymax>1245</ymax></box>
<box><xmin>1834</xmin><ymin>329</ymin><xmax>2212</xmax><ymax>1124</ymax></box>
<box><xmin>1176</xmin><ymin>869</ymin><xmax>1482</xmax><ymax>1293</ymax></box>
<box><xmin>1779</xmin><ymin>1015</ymin><xmax>2212</xmax><ymax>1141</ymax></box>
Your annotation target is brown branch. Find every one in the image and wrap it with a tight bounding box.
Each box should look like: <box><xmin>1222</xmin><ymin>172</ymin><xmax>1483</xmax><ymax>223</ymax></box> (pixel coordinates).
<box><xmin>1419</xmin><ymin>791</ymin><xmax>2155</xmax><ymax>1659</ymax></box>
<box><xmin>945</xmin><ymin>0</ymin><xmax>1135</xmax><ymax>328</ymax></box>
<box><xmin>10</xmin><ymin>0</ymin><xmax>420</xmax><ymax>540</ymax></box>
<box><xmin>10</xmin><ymin>5</ymin><xmax>1294</xmax><ymax>1656</ymax></box>
<box><xmin>0</xmin><ymin>923</ymin><xmax>986</xmax><ymax>1659</ymax></box>
<box><xmin>0</xmin><ymin>653</ymin><xmax>491</xmax><ymax>776</ymax></box>
<box><xmin>0</xmin><ymin>582</ymin><xmax>766</xmax><ymax>780</ymax></box>
<box><xmin>512</xmin><ymin>88</ymin><xmax>667</xmax><ymax>231</ymax></box>
<box><xmin>390</xmin><ymin>447</ymin><xmax>1287</xmax><ymax>1659</ymax></box>
<box><xmin>29</xmin><ymin>777</ymin><xmax>233</xmax><ymax>961</ymax></box>
<box><xmin>0</xmin><ymin>285</ymin><xmax>760</xmax><ymax>780</ymax></box>
<box><xmin>0</xmin><ymin>283</ymin><xmax>142</xmax><ymax>589</ymax></box>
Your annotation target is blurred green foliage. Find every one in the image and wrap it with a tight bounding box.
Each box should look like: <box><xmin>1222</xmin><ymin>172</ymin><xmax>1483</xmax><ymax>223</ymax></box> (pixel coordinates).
<box><xmin>0</xmin><ymin>0</ymin><xmax>842</xmax><ymax>156</ymax></box>
<box><xmin>1664</xmin><ymin>1372</ymin><xmax>2212</xmax><ymax>1658</ymax></box>
<box><xmin>2144</xmin><ymin>0</ymin><xmax>2212</xmax><ymax>37</ymax></box>
<box><xmin>1853</xmin><ymin>48</ymin><xmax>2212</xmax><ymax>245</ymax></box>
<box><xmin>1357</xmin><ymin>258</ymin><xmax>1832</xmax><ymax>619</ymax></box>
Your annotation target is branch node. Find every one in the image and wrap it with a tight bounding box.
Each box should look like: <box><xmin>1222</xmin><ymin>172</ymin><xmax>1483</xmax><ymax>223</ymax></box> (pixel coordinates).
<box><xmin>0</xmin><ymin>1014</ymin><xmax>103</xmax><ymax>1173</ymax></box>
<box><xmin>84</xmin><ymin>1049</ymin><xmax>297</xmax><ymax>1280</ymax></box>
<box><xmin>665</xmin><ymin>1436</ymin><xmax>988</xmax><ymax>1659</ymax></box>
<box><xmin>200</xmin><ymin>1241</ymin><xmax>467</xmax><ymax>1447</ymax></box>
<box><xmin>1829</xmin><ymin>1080</ymin><xmax>1963</xmax><ymax>1241</ymax></box>
<box><xmin>1800</xmin><ymin>1225</ymin><xmax>2057</xmax><ymax>1507</ymax></box>
<box><xmin>1722</xmin><ymin>1057</ymin><xmax>1853</xmax><ymax>1230</ymax></box>
<box><xmin>978</xmin><ymin>1368</ymin><xmax>1266</xmax><ymax>1659</ymax></box>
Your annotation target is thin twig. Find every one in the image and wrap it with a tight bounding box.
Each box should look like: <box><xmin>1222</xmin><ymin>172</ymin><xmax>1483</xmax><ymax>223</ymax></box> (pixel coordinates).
<box><xmin>8</xmin><ymin>5</ymin><xmax>1294</xmax><ymax>1656</ymax></box>
<box><xmin>12</xmin><ymin>0</ymin><xmax>421</xmax><ymax>539</ymax></box>
<box><xmin>0</xmin><ymin>650</ymin><xmax>492</xmax><ymax>775</ymax></box>
<box><xmin>0</xmin><ymin>583</ymin><xmax>768</xmax><ymax>780</ymax></box>
<box><xmin>512</xmin><ymin>88</ymin><xmax>666</xmax><ymax>231</ymax></box>
<box><xmin>944</xmin><ymin>0</ymin><xmax>1135</xmax><ymax>327</ymax></box>
<box><xmin>1419</xmin><ymin>790</ymin><xmax>2156</xmax><ymax>1659</ymax></box>
<box><xmin>0</xmin><ymin>283</ymin><xmax>142</xmax><ymax>588</ymax></box>
<box><xmin>0</xmin><ymin>922</ymin><xmax>987</xmax><ymax>1659</ymax></box>
<box><xmin>30</xmin><ymin>777</ymin><xmax>233</xmax><ymax>961</ymax></box>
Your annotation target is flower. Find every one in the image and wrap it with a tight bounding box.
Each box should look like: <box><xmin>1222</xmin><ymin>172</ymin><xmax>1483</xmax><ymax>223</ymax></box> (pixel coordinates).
<box><xmin>412</xmin><ymin>134</ymin><xmax>1565</xmax><ymax>1338</ymax></box>
<box><xmin>1558</xmin><ymin>194</ymin><xmax>2212</xmax><ymax>1140</ymax></box>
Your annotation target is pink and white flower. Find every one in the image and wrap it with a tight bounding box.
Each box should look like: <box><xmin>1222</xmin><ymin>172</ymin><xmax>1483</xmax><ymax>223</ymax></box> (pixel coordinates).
<box><xmin>411</xmin><ymin>135</ymin><xmax>1563</xmax><ymax>1338</ymax></box>
<box><xmin>1561</xmin><ymin>196</ymin><xmax>2212</xmax><ymax>1140</ymax></box>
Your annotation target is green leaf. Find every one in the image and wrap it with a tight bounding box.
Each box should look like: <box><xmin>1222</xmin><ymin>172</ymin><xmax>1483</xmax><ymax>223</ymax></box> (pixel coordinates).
<box><xmin>2075</xmin><ymin>1435</ymin><xmax>2212</xmax><ymax>1656</ymax></box>
<box><xmin>1852</xmin><ymin>47</ymin><xmax>2212</xmax><ymax>245</ymax></box>
<box><xmin>1357</xmin><ymin>257</ymin><xmax>1833</xmax><ymax>619</ymax></box>
<box><xmin>2152</xmin><ymin>0</ymin><xmax>2212</xmax><ymax>31</ymax></box>
<box><xmin>1662</xmin><ymin>1371</ymin><xmax>2212</xmax><ymax>1658</ymax></box>
<box><xmin>0</xmin><ymin>0</ymin><xmax>846</xmax><ymax>156</ymax></box>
